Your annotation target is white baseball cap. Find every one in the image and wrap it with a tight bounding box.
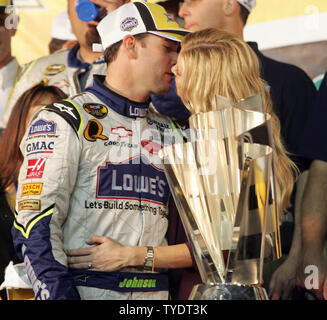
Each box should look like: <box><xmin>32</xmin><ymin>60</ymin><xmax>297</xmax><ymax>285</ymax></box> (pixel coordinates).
<box><xmin>93</xmin><ymin>1</ymin><xmax>189</xmax><ymax>52</ymax></box>
<box><xmin>51</xmin><ymin>11</ymin><xmax>77</xmax><ymax>41</ymax></box>
<box><xmin>237</xmin><ymin>0</ymin><xmax>256</xmax><ymax>13</ymax></box>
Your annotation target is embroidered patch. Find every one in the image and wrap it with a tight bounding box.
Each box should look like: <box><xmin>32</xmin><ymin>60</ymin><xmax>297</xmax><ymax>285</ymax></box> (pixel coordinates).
<box><xmin>120</xmin><ymin>17</ymin><xmax>138</xmax><ymax>32</ymax></box>
<box><xmin>83</xmin><ymin>103</ymin><xmax>108</xmax><ymax>119</ymax></box>
<box><xmin>21</xmin><ymin>183</ymin><xmax>43</xmax><ymax>197</ymax></box>
<box><xmin>84</xmin><ymin>119</ymin><xmax>109</xmax><ymax>142</ymax></box>
<box><xmin>18</xmin><ymin>199</ymin><xmax>41</xmax><ymax>212</ymax></box>
<box><xmin>44</xmin><ymin>64</ymin><xmax>66</xmax><ymax>76</ymax></box>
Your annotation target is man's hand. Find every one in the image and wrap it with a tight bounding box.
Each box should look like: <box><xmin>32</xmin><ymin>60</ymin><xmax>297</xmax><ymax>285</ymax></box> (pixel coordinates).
<box><xmin>90</xmin><ymin>0</ymin><xmax>130</xmax><ymax>14</ymax></box>
<box><xmin>269</xmin><ymin>255</ymin><xmax>299</xmax><ymax>300</ymax></box>
<box><xmin>66</xmin><ymin>235</ymin><xmax>135</xmax><ymax>271</ymax></box>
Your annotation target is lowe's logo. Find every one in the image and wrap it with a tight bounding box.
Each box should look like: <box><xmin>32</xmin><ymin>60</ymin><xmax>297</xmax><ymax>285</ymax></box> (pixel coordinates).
<box><xmin>29</xmin><ymin>119</ymin><xmax>56</xmax><ymax>136</ymax></box>
<box><xmin>96</xmin><ymin>156</ymin><xmax>169</xmax><ymax>205</ymax></box>
<box><xmin>26</xmin><ymin>141</ymin><xmax>54</xmax><ymax>155</ymax></box>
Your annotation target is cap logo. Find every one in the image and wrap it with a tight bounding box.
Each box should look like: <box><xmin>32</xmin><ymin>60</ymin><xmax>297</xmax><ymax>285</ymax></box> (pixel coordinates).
<box><xmin>120</xmin><ymin>17</ymin><xmax>138</xmax><ymax>32</ymax></box>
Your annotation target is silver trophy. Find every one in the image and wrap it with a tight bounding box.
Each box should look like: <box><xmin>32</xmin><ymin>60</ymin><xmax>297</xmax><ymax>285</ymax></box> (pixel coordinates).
<box><xmin>159</xmin><ymin>94</ymin><xmax>281</xmax><ymax>300</ymax></box>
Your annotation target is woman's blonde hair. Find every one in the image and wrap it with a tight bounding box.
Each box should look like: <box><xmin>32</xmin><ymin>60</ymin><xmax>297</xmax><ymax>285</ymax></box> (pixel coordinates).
<box><xmin>177</xmin><ymin>28</ymin><xmax>297</xmax><ymax>214</ymax></box>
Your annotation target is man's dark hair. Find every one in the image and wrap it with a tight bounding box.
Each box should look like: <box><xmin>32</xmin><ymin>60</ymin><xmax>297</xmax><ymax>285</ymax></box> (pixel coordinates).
<box><xmin>239</xmin><ymin>3</ymin><xmax>250</xmax><ymax>25</ymax></box>
<box><xmin>104</xmin><ymin>33</ymin><xmax>149</xmax><ymax>65</ymax></box>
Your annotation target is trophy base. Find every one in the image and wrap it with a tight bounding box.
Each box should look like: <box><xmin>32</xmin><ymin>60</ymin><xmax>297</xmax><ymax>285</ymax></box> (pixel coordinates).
<box><xmin>189</xmin><ymin>283</ymin><xmax>269</xmax><ymax>300</ymax></box>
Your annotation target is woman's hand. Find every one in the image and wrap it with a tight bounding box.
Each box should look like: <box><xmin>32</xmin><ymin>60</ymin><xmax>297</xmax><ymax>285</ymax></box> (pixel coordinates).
<box><xmin>66</xmin><ymin>235</ymin><xmax>139</xmax><ymax>271</ymax></box>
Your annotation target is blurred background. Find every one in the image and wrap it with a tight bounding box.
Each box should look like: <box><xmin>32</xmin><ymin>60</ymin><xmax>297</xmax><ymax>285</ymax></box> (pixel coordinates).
<box><xmin>11</xmin><ymin>0</ymin><xmax>327</xmax><ymax>79</ymax></box>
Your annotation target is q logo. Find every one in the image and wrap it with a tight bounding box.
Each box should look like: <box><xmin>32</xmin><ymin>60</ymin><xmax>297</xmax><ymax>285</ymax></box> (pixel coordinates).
<box><xmin>84</xmin><ymin>119</ymin><xmax>109</xmax><ymax>142</ymax></box>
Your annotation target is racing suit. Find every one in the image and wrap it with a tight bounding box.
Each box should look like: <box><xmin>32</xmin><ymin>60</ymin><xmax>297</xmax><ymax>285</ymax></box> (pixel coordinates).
<box><xmin>0</xmin><ymin>45</ymin><xmax>106</xmax><ymax>128</ymax></box>
<box><xmin>12</xmin><ymin>75</ymin><xmax>183</xmax><ymax>300</ymax></box>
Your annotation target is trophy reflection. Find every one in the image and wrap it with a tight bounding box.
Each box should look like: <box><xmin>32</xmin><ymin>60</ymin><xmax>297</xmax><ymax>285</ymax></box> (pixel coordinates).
<box><xmin>159</xmin><ymin>94</ymin><xmax>281</xmax><ymax>300</ymax></box>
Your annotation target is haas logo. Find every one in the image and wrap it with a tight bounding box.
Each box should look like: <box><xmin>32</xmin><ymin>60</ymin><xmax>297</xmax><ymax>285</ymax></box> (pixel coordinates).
<box><xmin>26</xmin><ymin>158</ymin><xmax>47</xmax><ymax>179</ymax></box>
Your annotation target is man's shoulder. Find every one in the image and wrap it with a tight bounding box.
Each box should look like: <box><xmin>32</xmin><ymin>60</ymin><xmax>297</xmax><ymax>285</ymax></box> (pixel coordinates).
<box><xmin>258</xmin><ymin>51</ymin><xmax>312</xmax><ymax>84</ymax></box>
<box><xmin>22</xmin><ymin>48</ymin><xmax>70</xmax><ymax>71</ymax></box>
<box><xmin>40</xmin><ymin>94</ymin><xmax>100</xmax><ymax>137</ymax></box>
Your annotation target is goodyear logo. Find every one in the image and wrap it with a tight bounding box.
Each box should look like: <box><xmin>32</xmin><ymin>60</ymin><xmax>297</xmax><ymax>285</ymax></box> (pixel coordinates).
<box><xmin>18</xmin><ymin>199</ymin><xmax>41</xmax><ymax>212</ymax></box>
<box><xmin>83</xmin><ymin>103</ymin><xmax>108</xmax><ymax>119</ymax></box>
<box><xmin>120</xmin><ymin>17</ymin><xmax>138</xmax><ymax>32</ymax></box>
<box><xmin>21</xmin><ymin>183</ymin><xmax>43</xmax><ymax>197</ymax></box>
<box><xmin>44</xmin><ymin>64</ymin><xmax>66</xmax><ymax>76</ymax></box>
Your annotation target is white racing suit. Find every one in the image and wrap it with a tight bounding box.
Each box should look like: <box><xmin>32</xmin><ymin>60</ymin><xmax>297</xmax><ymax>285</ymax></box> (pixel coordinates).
<box><xmin>0</xmin><ymin>45</ymin><xmax>106</xmax><ymax>128</ymax></box>
<box><xmin>12</xmin><ymin>75</ymin><xmax>183</xmax><ymax>300</ymax></box>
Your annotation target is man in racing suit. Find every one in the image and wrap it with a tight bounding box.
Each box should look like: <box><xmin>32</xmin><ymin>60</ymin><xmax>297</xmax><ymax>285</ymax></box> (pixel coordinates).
<box><xmin>12</xmin><ymin>2</ymin><xmax>189</xmax><ymax>300</ymax></box>
<box><xmin>0</xmin><ymin>0</ymin><xmax>125</xmax><ymax>128</ymax></box>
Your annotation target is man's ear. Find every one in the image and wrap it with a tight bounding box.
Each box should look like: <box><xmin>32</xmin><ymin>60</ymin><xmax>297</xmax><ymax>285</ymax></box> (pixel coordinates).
<box><xmin>223</xmin><ymin>0</ymin><xmax>238</xmax><ymax>16</ymax></box>
<box><xmin>122</xmin><ymin>35</ymin><xmax>137</xmax><ymax>59</ymax></box>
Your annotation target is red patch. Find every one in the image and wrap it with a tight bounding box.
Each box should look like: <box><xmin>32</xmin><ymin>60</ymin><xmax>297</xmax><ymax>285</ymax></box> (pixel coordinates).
<box><xmin>26</xmin><ymin>158</ymin><xmax>47</xmax><ymax>179</ymax></box>
<box><xmin>141</xmin><ymin>140</ymin><xmax>162</xmax><ymax>155</ymax></box>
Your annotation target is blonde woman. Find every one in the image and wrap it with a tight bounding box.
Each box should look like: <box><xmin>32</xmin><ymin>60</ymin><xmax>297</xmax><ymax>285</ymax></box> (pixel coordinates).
<box><xmin>66</xmin><ymin>28</ymin><xmax>297</xmax><ymax>300</ymax></box>
<box><xmin>172</xmin><ymin>28</ymin><xmax>296</xmax><ymax>215</ymax></box>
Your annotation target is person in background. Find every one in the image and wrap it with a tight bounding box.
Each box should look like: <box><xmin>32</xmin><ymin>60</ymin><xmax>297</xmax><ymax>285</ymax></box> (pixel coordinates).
<box><xmin>0</xmin><ymin>0</ymin><xmax>126</xmax><ymax>128</ymax></box>
<box><xmin>48</xmin><ymin>10</ymin><xmax>78</xmax><ymax>54</ymax></box>
<box><xmin>296</xmin><ymin>72</ymin><xmax>327</xmax><ymax>300</ymax></box>
<box><xmin>0</xmin><ymin>82</ymin><xmax>67</xmax><ymax>300</ymax></box>
<box><xmin>0</xmin><ymin>0</ymin><xmax>20</xmax><ymax>119</ymax></box>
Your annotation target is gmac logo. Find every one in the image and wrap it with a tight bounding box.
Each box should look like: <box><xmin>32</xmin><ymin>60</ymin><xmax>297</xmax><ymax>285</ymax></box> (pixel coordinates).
<box><xmin>26</xmin><ymin>141</ymin><xmax>54</xmax><ymax>156</ymax></box>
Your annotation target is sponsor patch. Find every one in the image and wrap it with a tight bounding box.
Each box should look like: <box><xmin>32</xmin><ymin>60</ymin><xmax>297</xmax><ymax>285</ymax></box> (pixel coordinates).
<box><xmin>84</xmin><ymin>119</ymin><xmax>108</xmax><ymax>142</ymax></box>
<box><xmin>44</xmin><ymin>64</ymin><xmax>66</xmax><ymax>76</ymax></box>
<box><xmin>18</xmin><ymin>199</ymin><xmax>41</xmax><ymax>211</ymax></box>
<box><xmin>29</xmin><ymin>119</ymin><xmax>57</xmax><ymax>136</ymax></box>
<box><xmin>21</xmin><ymin>183</ymin><xmax>43</xmax><ymax>197</ymax></box>
<box><xmin>96</xmin><ymin>155</ymin><xmax>169</xmax><ymax>205</ymax></box>
<box><xmin>26</xmin><ymin>158</ymin><xmax>46</xmax><ymax>179</ymax></box>
<box><xmin>141</xmin><ymin>140</ymin><xmax>162</xmax><ymax>155</ymax></box>
<box><xmin>111</xmin><ymin>126</ymin><xmax>133</xmax><ymax>138</ymax></box>
<box><xmin>120</xmin><ymin>17</ymin><xmax>138</xmax><ymax>32</ymax></box>
<box><xmin>83</xmin><ymin>103</ymin><xmax>108</xmax><ymax>119</ymax></box>
<box><xmin>26</xmin><ymin>141</ymin><xmax>54</xmax><ymax>156</ymax></box>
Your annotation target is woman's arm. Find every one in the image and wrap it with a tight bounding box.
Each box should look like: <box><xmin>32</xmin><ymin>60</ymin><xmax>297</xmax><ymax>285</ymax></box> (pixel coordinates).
<box><xmin>66</xmin><ymin>235</ymin><xmax>193</xmax><ymax>271</ymax></box>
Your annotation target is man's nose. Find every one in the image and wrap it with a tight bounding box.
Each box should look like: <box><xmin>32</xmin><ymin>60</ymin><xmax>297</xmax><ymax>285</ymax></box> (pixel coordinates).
<box><xmin>178</xmin><ymin>2</ymin><xmax>186</xmax><ymax>18</ymax></box>
<box><xmin>178</xmin><ymin>2</ymin><xmax>187</xmax><ymax>18</ymax></box>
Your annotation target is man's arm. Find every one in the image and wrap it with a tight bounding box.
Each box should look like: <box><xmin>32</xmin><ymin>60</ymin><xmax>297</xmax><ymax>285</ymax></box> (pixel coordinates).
<box><xmin>299</xmin><ymin>160</ymin><xmax>327</xmax><ymax>299</ymax></box>
<box><xmin>269</xmin><ymin>170</ymin><xmax>308</xmax><ymax>299</ymax></box>
<box><xmin>12</xmin><ymin>106</ymin><xmax>82</xmax><ymax>300</ymax></box>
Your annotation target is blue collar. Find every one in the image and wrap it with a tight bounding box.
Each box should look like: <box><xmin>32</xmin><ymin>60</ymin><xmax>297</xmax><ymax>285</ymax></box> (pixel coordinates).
<box><xmin>86</xmin><ymin>75</ymin><xmax>150</xmax><ymax>119</ymax></box>
<box><xmin>68</xmin><ymin>44</ymin><xmax>105</xmax><ymax>70</ymax></box>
